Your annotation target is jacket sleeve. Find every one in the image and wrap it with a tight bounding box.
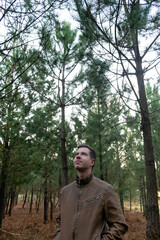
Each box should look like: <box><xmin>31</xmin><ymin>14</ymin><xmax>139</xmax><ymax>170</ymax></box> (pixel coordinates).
<box><xmin>102</xmin><ymin>185</ymin><xmax>128</xmax><ymax>240</ymax></box>
<box><xmin>53</xmin><ymin>191</ymin><xmax>62</xmax><ymax>240</ymax></box>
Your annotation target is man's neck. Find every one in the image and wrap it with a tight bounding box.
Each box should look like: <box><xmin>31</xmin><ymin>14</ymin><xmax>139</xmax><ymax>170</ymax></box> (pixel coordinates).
<box><xmin>78</xmin><ymin>170</ymin><xmax>92</xmax><ymax>179</ymax></box>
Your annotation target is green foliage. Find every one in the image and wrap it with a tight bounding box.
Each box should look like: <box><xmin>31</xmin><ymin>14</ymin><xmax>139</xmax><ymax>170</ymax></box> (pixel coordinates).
<box><xmin>24</xmin><ymin>0</ymin><xmax>32</xmax><ymax>10</ymax></box>
<box><xmin>0</xmin><ymin>1</ymin><xmax>159</xmax><ymax>216</ymax></box>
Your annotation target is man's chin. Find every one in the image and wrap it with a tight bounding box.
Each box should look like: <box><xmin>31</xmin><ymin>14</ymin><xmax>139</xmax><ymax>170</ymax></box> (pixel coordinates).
<box><xmin>75</xmin><ymin>165</ymin><xmax>81</xmax><ymax>170</ymax></box>
<box><xmin>75</xmin><ymin>165</ymin><xmax>83</xmax><ymax>170</ymax></box>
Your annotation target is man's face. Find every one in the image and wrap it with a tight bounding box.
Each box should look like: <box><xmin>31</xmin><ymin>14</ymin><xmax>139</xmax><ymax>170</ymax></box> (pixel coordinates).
<box><xmin>74</xmin><ymin>147</ymin><xmax>95</xmax><ymax>171</ymax></box>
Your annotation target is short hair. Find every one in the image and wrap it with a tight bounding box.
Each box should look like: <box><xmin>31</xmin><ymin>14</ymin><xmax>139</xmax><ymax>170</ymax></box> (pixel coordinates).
<box><xmin>77</xmin><ymin>144</ymin><xmax>96</xmax><ymax>161</ymax></box>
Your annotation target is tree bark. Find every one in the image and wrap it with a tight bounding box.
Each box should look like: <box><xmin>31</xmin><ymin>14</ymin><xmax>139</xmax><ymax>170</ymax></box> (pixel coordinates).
<box><xmin>0</xmin><ymin>141</ymin><xmax>10</xmax><ymax>228</ymax></box>
<box><xmin>132</xmin><ymin>32</ymin><xmax>159</xmax><ymax>239</ymax></box>
<box><xmin>44</xmin><ymin>178</ymin><xmax>48</xmax><ymax>224</ymax></box>
<box><xmin>29</xmin><ymin>187</ymin><xmax>34</xmax><ymax>214</ymax></box>
<box><xmin>116</xmin><ymin>144</ymin><xmax>124</xmax><ymax>212</ymax></box>
<box><xmin>22</xmin><ymin>189</ymin><xmax>28</xmax><ymax>208</ymax></box>
<box><xmin>5</xmin><ymin>194</ymin><xmax>10</xmax><ymax>215</ymax></box>
<box><xmin>139</xmin><ymin>178</ymin><xmax>146</xmax><ymax>215</ymax></box>
<box><xmin>49</xmin><ymin>192</ymin><xmax>53</xmax><ymax>220</ymax></box>
<box><xmin>8</xmin><ymin>188</ymin><xmax>15</xmax><ymax>216</ymax></box>
<box><xmin>120</xmin><ymin>1</ymin><xmax>160</xmax><ymax>237</ymax></box>
<box><xmin>36</xmin><ymin>189</ymin><xmax>41</xmax><ymax>213</ymax></box>
<box><xmin>97</xmin><ymin>89</ymin><xmax>104</xmax><ymax>180</ymax></box>
<box><xmin>15</xmin><ymin>192</ymin><xmax>18</xmax><ymax>205</ymax></box>
<box><xmin>98</xmin><ymin>133</ymin><xmax>103</xmax><ymax>180</ymax></box>
<box><xmin>36</xmin><ymin>190</ymin><xmax>41</xmax><ymax>213</ymax></box>
<box><xmin>61</xmin><ymin>65</ymin><xmax>68</xmax><ymax>186</ymax></box>
<box><xmin>129</xmin><ymin>190</ymin><xmax>132</xmax><ymax>211</ymax></box>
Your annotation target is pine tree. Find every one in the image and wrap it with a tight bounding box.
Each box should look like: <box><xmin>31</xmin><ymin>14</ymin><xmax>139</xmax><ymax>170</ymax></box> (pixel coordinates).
<box><xmin>72</xmin><ymin>0</ymin><xmax>160</xmax><ymax>237</ymax></box>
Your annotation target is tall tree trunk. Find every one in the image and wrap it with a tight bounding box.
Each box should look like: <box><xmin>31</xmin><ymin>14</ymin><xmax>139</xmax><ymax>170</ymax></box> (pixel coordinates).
<box><xmin>35</xmin><ymin>190</ymin><xmax>39</xmax><ymax>211</ymax></box>
<box><xmin>119</xmin><ymin>192</ymin><xmax>124</xmax><ymax>213</ymax></box>
<box><xmin>97</xmin><ymin>89</ymin><xmax>104</xmax><ymax>180</ymax></box>
<box><xmin>140</xmin><ymin>196</ymin><xmax>142</xmax><ymax>213</ymax></box>
<box><xmin>59</xmin><ymin>170</ymin><xmax>62</xmax><ymax>187</ymax></box>
<box><xmin>155</xmin><ymin>135</ymin><xmax>160</xmax><ymax>189</ymax></box>
<box><xmin>61</xmin><ymin>66</ymin><xmax>68</xmax><ymax>186</ymax></box>
<box><xmin>129</xmin><ymin>190</ymin><xmax>132</xmax><ymax>211</ymax></box>
<box><xmin>49</xmin><ymin>181</ymin><xmax>53</xmax><ymax>221</ymax></box>
<box><xmin>5</xmin><ymin>193</ymin><xmax>10</xmax><ymax>215</ymax></box>
<box><xmin>44</xmin><ymin>178</ymin><xmax>48</xmax><ymax>224</ymax></box>
<box><xmin>116</xmin><ymin>144</ymin><xmax>124</xmax><ymax>212</ymax></box>
<box><xmin>15</xmin><ymin>192</ymin><xmax>18</xmax><ymax>206</ymax></box>
<box><xmin>139</xmin><ymin>177</ymin><xmax>146</xmax><ymax>216</ymax></box>
<box><xmin>22</xmin><ymin>189</ymin><xmax>28</xmax><ymax>209</ymax></box>
<box><xmin>29</xmin><ymin>187</ymin><xmax>34</xmax><ymax>214</ymax></box>
<box><xmin>8</xmin><ymin>188</ymin><xmax>15</xmax><ymax>216</ymax></box>
<box><xmin>132</xmin><ymin>31</ymin><xmax>159</xmax><ymax>238</ymax></box>
<box><xmin>0</xmin><ymin>141</ymin><xmax>10</xmax><ymax>228</ymax></box>
<box><xmin>98</xmin><ymin>133</ymin><xmax>103</xmax><ymax>180</ymax></box>
<box><xmin>36</xmin><ymin>189</ymin><xmax>41</xmax><ymax>213</ymax></box>
<box><xmin>121</xmin><ymin>1</ymin><xmax>160</xmax><ymax>237</ymax></box>
<box><xmin>142</xmin><ymin>113</ymin><xmax>159</xmax><ymax>238</ymax></box>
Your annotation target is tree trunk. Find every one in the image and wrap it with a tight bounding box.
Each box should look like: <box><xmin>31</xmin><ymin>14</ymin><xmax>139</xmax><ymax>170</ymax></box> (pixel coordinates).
<box><xmin>0</xmin><ymin>141</ymin><xmax>10</xmax><ymax>228</ymax></box>
<box><xmin>98</xmin><ymin>134</ymin><xmax>103</xmax><ymax>180</ymax></box>
<box><xmin>61</xmin><ymin>66</ymin><xmax>68</xmax><ymax>186</ymax></box>
<box><xmin>119</xmin><ymin>191</ymin><xmax>124</xmax><ymax>213</ymax></box>
<box><xmin>136</xmin><ymin>58</ymin><xmax>159</xmax><ymax>238</ymax></box>
<box><xmin>5</xmin><ymin>194</ymin><xmax>10</xmax><ymax>215</ymax></box>
<box><xmin>50</xmin><ymin>192</ymin><xmax>53</xmax><ymax>221</ymax></box>
<box><xmin>22</xmin><ymin>189</ymin><xmax>28</xmax><ymax>208</ymax></box>
<box><xmin>97</xmin><ymin>90</ymin><xmax>104</xmax><ymax>180</ymax></box>
<box><xmin>59</xmin><ymin>170</ymin><xmax>62</xmax><ymax>187</ymax></box>
<box><xmin>139</xmin><ymin>177</ymin><xmax>146</xmax><ymax>216</ymax></box>
<box><xmin>44</xmin><ymin>178</ymin><xmax>48</xmax><ymax>224</ymax></box>
<box><xmin>143</xmin><ymin>118</ymin><xmax>159</xmax><ymax>238</ymax></box>
<box><xmin>121</xmin><ymin>1</ymin><xmax>160</xmax><ymax>235</ymax></box>
<box><xmin>35</xmin><ymin>189</ymin><xmax>41</xmax><ymax>213</ymax></box>
<box><xmin>49</xmin><ymin>181</ymin><xmax>53</xmax><ymax>221</ymax></box>
<box><xmin>129</xmin><ymin>190</ymin><xmax>132</xmax><ymax>211</ymax></box>
<box><xmin>15</xmin><ymin>192</ymin><xmax>18</xmax><ymax>206</ymax></box>
<box><xmin>36</xmin><ymin>190</ymin><xmax>41</xmax><ymax>213</ymax></box>
<box><xmin>8</xmin><ymin>188</ymin><xmax>15</xmax><ymax>216</ymax></box>
<box><xmin>116</xmin><ymin>144</ymin><xmax>124</xmax><ymax>212</ymax></box>
<box><xmin>29</xmin><ymin>187</ymin><xmax>34</xmax><ymax>214</ymax></box>
<box><xmin>132</xmin><ymin>32</ymin><xmax>160</xmax><ymax>238</ymax></box>
<box><xmin>140</xmin><ymin>196</ymin><xmax>142</xmax><ymax>213</ymax></box>
<box><xmin>35</xmin><ymin>190</ymin><xmax>38</xmax><ymax>211</ymax></box>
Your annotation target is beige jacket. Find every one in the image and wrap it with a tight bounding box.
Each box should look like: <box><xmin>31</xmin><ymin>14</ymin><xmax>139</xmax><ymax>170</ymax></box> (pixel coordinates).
<box><xmin>54</xmin><ymin>175</ymin><xmax>128</xmax><ymax>240</ymax></box>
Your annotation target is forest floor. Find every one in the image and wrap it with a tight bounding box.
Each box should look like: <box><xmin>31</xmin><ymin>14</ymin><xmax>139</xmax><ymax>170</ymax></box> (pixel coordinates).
<box><xmin>0</xmin><ymin>202</ymin><xmax>147</xmax><ymax>240</ymax></box>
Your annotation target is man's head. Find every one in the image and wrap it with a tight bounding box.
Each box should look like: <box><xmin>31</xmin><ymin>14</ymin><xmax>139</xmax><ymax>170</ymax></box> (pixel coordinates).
<box><xmin>77</xmin><ymin>144</ymin><xmax>96</xmax><ymax>165</ymax></box>
<box><xmin>74</xmin><ymin>144</ymin><xmax>96</xmax><ymax>173</ymax></box>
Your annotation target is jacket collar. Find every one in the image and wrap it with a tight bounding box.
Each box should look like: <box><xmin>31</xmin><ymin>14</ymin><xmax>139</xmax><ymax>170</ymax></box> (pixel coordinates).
<box><xmin>76</xmin><ymin>174</ymin><xmax>93</xmax><ymax>186</ymax></box>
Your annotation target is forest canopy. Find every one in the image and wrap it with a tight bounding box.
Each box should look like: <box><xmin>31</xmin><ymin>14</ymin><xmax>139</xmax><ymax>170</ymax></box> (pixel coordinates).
<box><xmin>0</xmin><ymin>0</ymin><xmax>160</xmax><ymax>239</ymax></box>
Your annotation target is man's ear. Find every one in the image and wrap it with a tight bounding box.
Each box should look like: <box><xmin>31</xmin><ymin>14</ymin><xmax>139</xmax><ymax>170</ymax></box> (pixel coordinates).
<box><xmin>91</xmin><ymin>159</ymin><xmax>95</xmax><ymax>167</ymax></box>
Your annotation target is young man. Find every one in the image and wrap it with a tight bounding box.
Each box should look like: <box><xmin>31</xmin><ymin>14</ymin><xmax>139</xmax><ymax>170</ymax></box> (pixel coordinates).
<box><xmin>54</xmin><ymin>144</ymin><xmax>128</xmax><ymax>240</ymax></box>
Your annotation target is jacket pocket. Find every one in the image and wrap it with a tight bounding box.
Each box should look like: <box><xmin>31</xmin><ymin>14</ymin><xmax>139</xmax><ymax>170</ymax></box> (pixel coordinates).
<box><xmin>83</xmin><ymin>195</ymin><xmax>102</xmax><ymax>209</ymax></box>
<box><xmin>84</xmin><ymin>195</ymin><xmax>101</xmax><ymax>203</ymax></box>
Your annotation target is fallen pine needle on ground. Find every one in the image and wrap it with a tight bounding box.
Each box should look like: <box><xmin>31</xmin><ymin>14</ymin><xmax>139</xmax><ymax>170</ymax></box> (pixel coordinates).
<box><xmin>0</xmin><ymin>204</ymin><xmax>146</xmax><ymax>240</ymax></box>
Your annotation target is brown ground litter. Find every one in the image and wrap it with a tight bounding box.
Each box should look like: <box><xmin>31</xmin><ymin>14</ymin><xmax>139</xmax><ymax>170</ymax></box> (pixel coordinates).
<box><xmin>0</xmin><ymin>204</ymin><xmax>147</xmax><ymax>240</ymax></box>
